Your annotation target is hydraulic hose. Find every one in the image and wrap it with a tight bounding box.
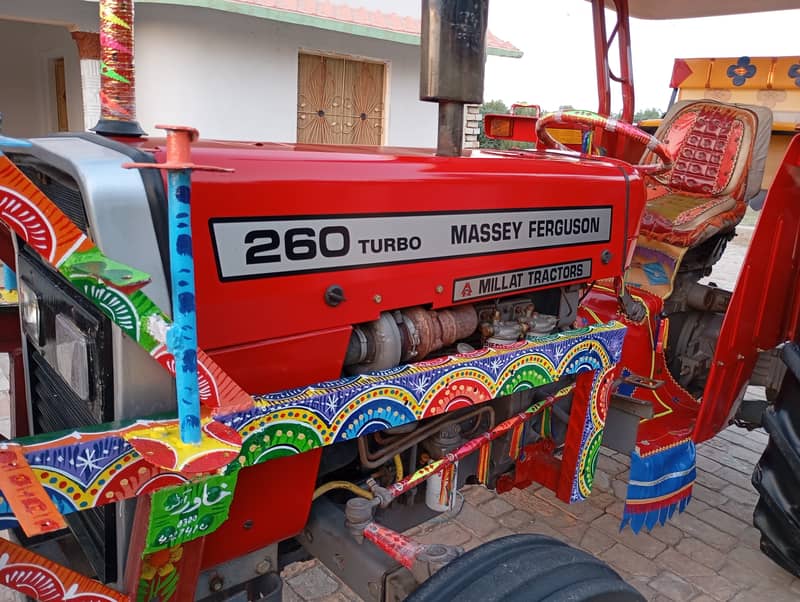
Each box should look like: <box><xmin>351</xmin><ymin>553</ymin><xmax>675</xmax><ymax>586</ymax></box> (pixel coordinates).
<box><xmin>312</xmin><ymin>480</ymin><xmax>374</xmax><ymax>501</ymax></box>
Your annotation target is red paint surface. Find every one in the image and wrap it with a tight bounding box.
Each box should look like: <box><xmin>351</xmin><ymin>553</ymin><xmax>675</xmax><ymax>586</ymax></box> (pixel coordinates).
<box><xmin>496</xmin><ymin>439</ymin><xmax>560</xmax><ymax>493</ymax></box>
<box><xmin>695</xmin><ymin>135</ymin><xmax>800</xmax><ymax>441</ymax></box>
<box><xmin>200</xmin><ymin>449</ymin><xmax>322</xmax><ymax>569</ymax></box>
<box><xmin>208</xmin><ymin>326</ymin><xmax>352</xmax><ymax>393</ymax></box>
<box><xmin>120</xmin><ymin>139</ymin><xmax>645</xmax><ymax>561</ymax></box>
<box><xmin>364</xmin><ymin>522</ymin><xmax>423</xmax><ymax>570</ymax></box>
<box><xmin>129</xmin><ymin>141</ymin><xmax>645</xmax><ymax>355</ymax></box>
<box><xmin>580</xmin><ymin>285</ymin><xmax>700</xmax><ymax>455</ymax></box>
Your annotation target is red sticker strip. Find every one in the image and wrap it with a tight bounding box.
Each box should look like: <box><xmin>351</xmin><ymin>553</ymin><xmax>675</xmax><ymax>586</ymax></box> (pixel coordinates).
<box><xmin>0</xmin><ymin>444</ymin><xmax>66</xmax><ymax>537</ymax></box>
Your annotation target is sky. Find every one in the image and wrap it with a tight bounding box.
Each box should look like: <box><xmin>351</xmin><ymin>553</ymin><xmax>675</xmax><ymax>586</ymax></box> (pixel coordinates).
<box><xmin>484</xmin><ymin>1</ymin><xmax>800</xmax><ymax>114</ymax></box>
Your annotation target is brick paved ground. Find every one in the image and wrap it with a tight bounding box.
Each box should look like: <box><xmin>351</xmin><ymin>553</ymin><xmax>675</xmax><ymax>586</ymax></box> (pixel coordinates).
<box><xmin>280</xmin><ymin>225</ymin><xmax>800</xmax><ymax>601</ymax></box>
<box><xmin>2</xmin><ymin>223</ymin><xmax>798</xmax><ymax>601</ymax></box>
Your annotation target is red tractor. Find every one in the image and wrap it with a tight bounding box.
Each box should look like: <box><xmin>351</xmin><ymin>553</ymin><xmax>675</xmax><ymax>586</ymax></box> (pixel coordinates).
<box><xmin>0</xmin><ymin>0</ymin><xmax>797</xmax><ymax>600</ymax></box>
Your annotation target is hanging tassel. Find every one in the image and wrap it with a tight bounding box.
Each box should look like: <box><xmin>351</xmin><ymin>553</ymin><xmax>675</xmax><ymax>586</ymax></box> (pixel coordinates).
<box><xmin>508</xmin><ymin>422</ymin><xmax>525</xmax><ymax>461</ymax></box>
<box><xmin>620</xmin><ymin>440</ymin><xmax>696</xmax><ymax>533</ymax></box>
<box><xmin>477</xmin><ymin>441</ymin><xmax>491</xmax><ymax>485</ymax></box>
<box><xmin>540</xmin><ymin>407</ymin><xmax>552</xmax><ymax>438</ymax></box>
<box><xmin>438</xmin><ymin>463</ymin><xmax>456</xmax><ymax>507</ymax></box>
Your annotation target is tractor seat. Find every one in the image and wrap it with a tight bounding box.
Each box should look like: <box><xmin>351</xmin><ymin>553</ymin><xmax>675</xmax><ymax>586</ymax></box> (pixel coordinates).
<box><xmin>639</xmin><ymin>100</ymin><xmax>771</xmax><ymax>248</ymax></box>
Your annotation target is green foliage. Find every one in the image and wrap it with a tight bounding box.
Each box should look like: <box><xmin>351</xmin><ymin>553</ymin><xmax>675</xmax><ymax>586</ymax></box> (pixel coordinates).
<box><xmin>633</xmin><ymin>107</ymin><xmax>663</xmax><ymax>122</ymax></box>
<box><xmin>610</xmin><ymin>107</ymin><xmax>664</xmax><ymax>123</ymax></box>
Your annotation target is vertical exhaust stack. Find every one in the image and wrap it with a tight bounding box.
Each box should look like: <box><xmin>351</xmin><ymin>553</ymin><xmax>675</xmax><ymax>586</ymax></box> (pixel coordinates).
<box><xmin>93</xmin><ymin>0</ymin><xmax>145</xmax><ymax>136</ymax></box>
<box><xmin>420</xmin><ymin>0</ymin><xmax>489</xmax><ymax>157</ymax></box>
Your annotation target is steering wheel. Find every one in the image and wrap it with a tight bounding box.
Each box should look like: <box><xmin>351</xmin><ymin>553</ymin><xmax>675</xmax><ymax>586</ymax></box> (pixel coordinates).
<box><xmin>535</xmin><ymin>110</ymin><xmax>672</xmax><ymax>176</ymax></box>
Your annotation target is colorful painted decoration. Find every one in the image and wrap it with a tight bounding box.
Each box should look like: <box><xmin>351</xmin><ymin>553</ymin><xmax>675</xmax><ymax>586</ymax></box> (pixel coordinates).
<box><xmin>726</xmin><ymin>56</ymin><xmax>757</xmax><ymax>86</ymax></box>
<box><xmin>224</xmin><ymin>324</ymin><xmax>623</xmax><ymax>472</ymax></box>
<box><xmin>164</xmin><ymin>169</ymin><xmax>203</xmax><ymax>444</ymax></box>
<box><xmin>0</xmin><ymin>444</ymin><xmax>66</xmax><ymax>537</ymax></box>
<box><xmin>0</xmin><ymin>153</ymin><xmax>253</xmax><ymax>415</ymax></box>
<box><xmin>124</xmin><ymin>416</ymin><xmax>242</xmax><ymax>473</ymax></box>
<box><xmin>0</xmin><ymin>322</ymin><xmax>625</xmax><ymax>530</ymax></box>
<box><xmin>99</xmin><ymin>0</ymin><xmax>136</xmax><ymax>121</ymax></box>
<box><xmin>145</xmin><ymin>473</ymin><xmax>238</xmax><ymax>554</ymax></box>
<box><xmin>790</xmin><ymin>63</ymin><xmax>800</xmax><ymax>87</ymax></box>
<box><xmin>0</xmin><ymin>537</ymin><xmax>126</xmax><ymax>601</ymax></box>
<box><xmin>622</xmin><ymin>439</ymin><xmax>696</xmax><ymax>532</ymax></box>
<box><xmin>137</xmin><ymin>545</ymin><xmax>185</xmax><ymax>602</ymax></box>
<box><xmin>364</xmin><ymin>522</ymin><xmax>426</xmax><ymax>570</ymax></box>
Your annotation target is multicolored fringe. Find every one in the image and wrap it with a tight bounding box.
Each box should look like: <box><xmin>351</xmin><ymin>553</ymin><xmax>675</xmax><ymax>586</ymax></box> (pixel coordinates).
<box><xmin>477</xmin><ymin>442</ymin><xmax>491</xmax><ymax>485</ymax></box>
<box><xmin>539</xmin><ymin>407</ymin><xmax>552</xmax><ymax>438</ymax></box>
<box><xmin>438</xmin><ymin>463</ymin><xmax>457</xmax><ymax>507</ymax></box>
<box><xmin>508</xmin><ymin>422</ymin><xmax>526</xmax><ymax>461</ymax></box>
<box><xmin>621</xmin><ymin>439</ymin><xmax>696</xmax><ymax>533</ymax></box>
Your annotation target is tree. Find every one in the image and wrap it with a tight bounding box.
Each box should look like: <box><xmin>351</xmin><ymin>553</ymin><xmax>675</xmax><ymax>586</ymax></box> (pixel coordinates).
<box><xmin>611</xmin><ymin>107</ymin><xmax>664</xmax><ymax>123</ymax></box>
<box><xmin>633</xmin><ymin>107</ymin><xmax>663</xmax><ymax>123</ymax></box>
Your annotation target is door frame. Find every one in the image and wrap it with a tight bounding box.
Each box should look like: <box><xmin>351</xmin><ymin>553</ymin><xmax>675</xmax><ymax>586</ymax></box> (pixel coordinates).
<box><xmin>296</xmin><ymin>47</ymin><xmax>390</xmax><ymax>146</ymax></box>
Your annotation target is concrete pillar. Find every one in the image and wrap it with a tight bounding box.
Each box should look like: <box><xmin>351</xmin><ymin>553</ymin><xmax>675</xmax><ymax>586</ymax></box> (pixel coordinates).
<box><xmin>71</xmin><ymin>32</ymin><xmax>101</xmax><ymax>131</ymax></box>
<box><xmin>463</xmin><ymin>104</ymin><xmax>481</xmax><ymax>150</ymax></box>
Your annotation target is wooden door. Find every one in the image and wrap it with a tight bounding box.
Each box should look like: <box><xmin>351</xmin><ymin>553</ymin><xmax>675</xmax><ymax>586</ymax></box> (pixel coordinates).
<box><xmin>297</xmin><ymin>52</ymin><xmax>385</xmax><ymax>145</ymax></box>
<box><xmin>53</xmin><ymin>58</ymin><xmax>69</xmax><ymax>132</ymax></box>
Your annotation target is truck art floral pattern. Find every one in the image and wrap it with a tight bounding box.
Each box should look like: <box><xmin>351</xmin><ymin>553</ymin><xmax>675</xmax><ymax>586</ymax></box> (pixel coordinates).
<box><xmin>0</xmin><ymin>136</ymin><xmax>629</xmax><ymax>602</ymax></box>
<box><xmin>0</xmin><ymin>321</ymin><xmax>624</xmax><ymax>530</ymax></box>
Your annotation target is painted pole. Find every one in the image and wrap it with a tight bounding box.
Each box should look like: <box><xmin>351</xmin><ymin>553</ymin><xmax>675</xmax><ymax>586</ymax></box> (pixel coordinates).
<box><xmin>94</xmin><ymin>0</ymin><xmax>145</xmax><ymax>136</ymax></box>
<box><xmin>124</xmin><ymin>126</ymin><xmax>232</xmax><ymax>444</ymax></box>
<box><xmin>166</xmin><ymin>166</ymin><xmax>201</xmax><ymax>443</ymax></box>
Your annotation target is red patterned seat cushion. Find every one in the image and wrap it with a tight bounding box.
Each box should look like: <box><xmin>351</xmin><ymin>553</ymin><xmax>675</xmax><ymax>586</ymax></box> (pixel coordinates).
<box><xmin>640</xmin><ymin>102</ymin><xmax>757</xmax><ymax>247</ymax></box>
<box><xmin>640</xmin><ymin>189</ymin><xmax>744</xmax><ymax>247</ymax></box>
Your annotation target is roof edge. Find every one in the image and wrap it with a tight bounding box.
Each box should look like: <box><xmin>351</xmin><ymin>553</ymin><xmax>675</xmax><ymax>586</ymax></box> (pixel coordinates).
<box><xmin>136</xmin><ymin>0</ymin><xmax>523</xmax><ymax>58</ymax></box>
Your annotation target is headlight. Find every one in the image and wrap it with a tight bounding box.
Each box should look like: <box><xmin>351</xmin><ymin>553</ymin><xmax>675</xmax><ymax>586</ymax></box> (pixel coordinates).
<box><xmin>55</xmin><ymin>313</ymin><xmax>90</xmax><ymax>400</ymax></box>
<box><xmin>18</xmin><ymin>279</ymin><xmax>41</xmax><ymax>345</ymax></box>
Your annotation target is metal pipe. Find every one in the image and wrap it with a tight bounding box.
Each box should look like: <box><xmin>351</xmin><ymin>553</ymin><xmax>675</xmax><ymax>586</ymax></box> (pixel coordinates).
<box><xmin>165</xmin><ymin>164</ymin><xmax>202</xmax><ymax>444</ymax></box>
<box><xmin>122</xmin><ymin>126</ymin><xmax>233</xmax><ymax>442</ymax></box>
<box><xmin>437</xmin><ymin>103</ymin><xmax>465</xmax><ymax>157</ymax></box>
<box><xmin>358</xmin><ymin>405</ymin><xmax>494</xmax><ymax>469</ymax></box>
<box><xmin>93</xmin><ymin>0</ymin><xmax>145</xmax><ymax>136</ymax></box>
<box><xmin>387</xmin><ymin>395</ymin><xmax>559</xmax><ymax>499</ymax></box>
<box><xmin>420</xmin><ymin>0</ymin><xmax>488</xmax><ymax>157</ymax></box>
<box><xmin>592</xmin><ymin>0</ymin><xmax>611</xmax><ymax>117</ymax></box>
<box><xmin>614</xmin><ymin>0</ymin><xmax>635</xmax><ymax>123</ymax></box>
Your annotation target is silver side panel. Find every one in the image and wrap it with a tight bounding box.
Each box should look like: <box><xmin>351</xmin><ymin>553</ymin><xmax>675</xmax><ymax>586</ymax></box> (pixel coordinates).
<box><xmin>16</xmin><ymin>136</ymin><xmax>176</xmax><ymax>588</ymax></box>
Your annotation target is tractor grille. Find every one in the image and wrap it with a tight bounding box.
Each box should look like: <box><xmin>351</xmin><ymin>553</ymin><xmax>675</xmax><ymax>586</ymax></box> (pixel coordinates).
<box><xmin>28</xmin><ymin>349</ymin><xmax>115</xmax><ymax>581</ymax></box>
<box><xmin>18</xmin><ymin>222</ymin><xmax>116</xmax><ymax>583</ymax></box>
<box><xmin>14</xmin><ymin>159</ymin><xmax>89</xmax><ymax>233</ymax></box>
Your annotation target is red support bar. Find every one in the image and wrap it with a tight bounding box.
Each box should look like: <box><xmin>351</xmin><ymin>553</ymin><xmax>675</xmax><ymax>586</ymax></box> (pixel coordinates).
<box><xmin>591</xmin><ymin>0</ymin><xmax>635</xmax><ymax>122</ymax></box>
<box><xmin>592</xmin><ymin>0</ymin><xmax>611</xmax><ymax>117</ymax></box>
<box><xmin>615</xmin><ymin>0</ymin><xmax>635</xmax><ymax>123</ymax></box>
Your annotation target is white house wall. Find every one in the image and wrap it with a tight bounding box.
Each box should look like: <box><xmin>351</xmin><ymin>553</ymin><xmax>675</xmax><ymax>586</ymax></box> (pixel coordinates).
<box><xmin>134</xmin><ymin>4</ymin><xmax>438</xmax><ymax>147</ymax></box>
<box><xmin>136</xmin><ymin>4</ymin><xmax>437</xmax><ymax>146</ymax></box>
<box><xmin>0</xmin><ymin>20</ymin><xmax>84</xmax><ymax>137</ymax></box>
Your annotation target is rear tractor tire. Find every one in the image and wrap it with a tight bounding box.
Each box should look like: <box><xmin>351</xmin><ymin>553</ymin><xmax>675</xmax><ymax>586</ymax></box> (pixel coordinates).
<box><xmin>407</xmin><ymin>534</ymin><xmax>644</xmax><ymax>601</ymax></box>
<box><xmin>752</xmin><ymin>343</ymin><xmax>800</xmax><ymax>577</ymax></box>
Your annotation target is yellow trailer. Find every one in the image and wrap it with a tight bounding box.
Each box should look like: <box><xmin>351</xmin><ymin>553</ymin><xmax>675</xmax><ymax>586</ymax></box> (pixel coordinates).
<box><xmin>641</xmin><ymin>55</ymin><xmax>800</xmax><ymax>197</ymax></box>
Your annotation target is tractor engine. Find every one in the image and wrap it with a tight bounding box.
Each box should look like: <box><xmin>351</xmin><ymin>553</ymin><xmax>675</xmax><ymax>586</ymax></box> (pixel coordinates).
<box><xmin>4</xmin><ymin>133</ymin><xmax>645</xmax><ymax>589</ymax></box>
<box><xmin>1</xmin><ymin>0</ymin><xmax>645</xmax><ymax>594</ymax></box>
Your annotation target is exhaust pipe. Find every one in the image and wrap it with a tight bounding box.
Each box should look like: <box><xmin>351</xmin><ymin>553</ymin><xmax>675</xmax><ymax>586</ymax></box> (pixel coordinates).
<box><xmin>420</xmin><ymin>0</ymin><xmax>489</xmax><ymax>156</ymax></box>
<box><xmin>93</xmin><ymin>0</ymin><xmax>145</xmax><ymax>136</ymax></box>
